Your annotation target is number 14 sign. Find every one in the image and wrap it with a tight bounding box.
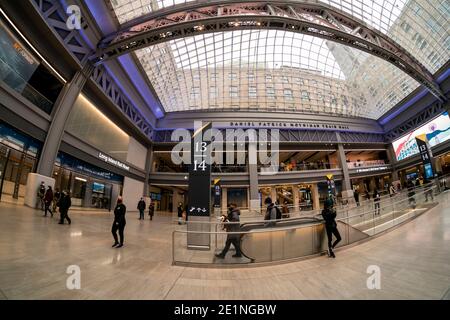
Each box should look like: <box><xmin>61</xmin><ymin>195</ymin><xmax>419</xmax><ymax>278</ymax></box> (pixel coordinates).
<box><xmin>188</xmin><ymin>123</ymin><xmax>212</xmax><ymax>217</ymax></box>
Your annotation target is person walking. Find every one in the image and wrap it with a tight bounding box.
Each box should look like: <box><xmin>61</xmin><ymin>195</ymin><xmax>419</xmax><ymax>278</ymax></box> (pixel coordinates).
<box><xmin>407</xmin><ymin>179</ymin><xmax>416</xmax><ymax>208</ymax></box>
<box><xmin>137</xmin><ymin>197</ymin><xmax>146</xmax><ymax>220</ymax></box>
<box><xmin>373</xmin><ymin>190</ymin><xmax>381</xmax><ymax>215</ymax></box>
<box><xmin>281</xmin><ymin>201</ymin><xmax>290</xmax><ymax>218</ymax></box>
<box><xmin>389</xmin><ymin>183</ymin><xmax>396</xmax><ymax>198</ymax></box>
<box><xmin>354</xmin><ymin>189</ymin><xmax>360</xmax><ymax>206</ymax></box>
<box><xmin>264</xmin><ymin>197</ymin><xmax>281</xmax><ymax>227</ymax></box>
<box><xmin>58</xmin><ymin>191</ymin><xmax>72</xmax><ymax>225</ymax></box>
<box><xmin>53</xmin><ymin>188</ymin><xmax>61</xmax><ymax>213</ymax></box>
<box><xmin>321</xmin><ymin>198</ymin><xmax>341</xmax><ymax>258</ymax></box>
<box><xmin>37</xmin><ymin>181</ymin><xmax>46</xmax><ymax>211</ymax></box>
<box><xmin>424</xmin><ymin>179</ymin><xmax>434</xmax><ymax>202</ymax></box>
<box><xmin>177</xmin><ymin>202</ymin><xmax>184</xmax><ymax>225</ymax></box>
<box><xmin>148</xmin><ymin>202</ymin><xmax>155</xmax><ymax>221</ymax></box>
<box><xmin>215</xmin><ymin>203</ymin><xmax>242</xmax><ymax>259</ymax></box>
<box><xmin>43</xmin><ymin>186</ymin><xmax>54</xmax><ymax>217</ymax></box>
<box><xmin>112</xmin><ymin>196</ymin><xmax>126</xmax><ymax>248</ymax></box>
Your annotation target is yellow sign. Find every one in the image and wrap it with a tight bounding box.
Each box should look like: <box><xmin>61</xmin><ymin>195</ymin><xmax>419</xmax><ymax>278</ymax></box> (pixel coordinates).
<box><xmin>415</xmin><ymin>133</ymin><xmax>427</xmax><ymax>142</ymax></box>
<box><xmin>326</xmin><ymin>174</ymin><xmax>334</xmax><ymax>180</ymax></box>
<box><xmin>213</xmin><ymin>178</ymin><xmax>221</xmax><ymax>185</ymax></box>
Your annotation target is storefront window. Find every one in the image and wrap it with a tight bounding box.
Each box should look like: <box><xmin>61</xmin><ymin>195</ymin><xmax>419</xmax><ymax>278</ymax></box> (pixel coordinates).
<box><xmin>53</xmin><ymin>152</ymin><xmax>123</xmax><ymax>209</ymax></box>
<box><xmin>0</xmin><ymin>122</ymin><xmax>41</xmax><ymax>203</ymax></box>
<box><xmin>227</xmin><ymin>188</ymin><xmax>248</xmax><ymax>208</ymax></box>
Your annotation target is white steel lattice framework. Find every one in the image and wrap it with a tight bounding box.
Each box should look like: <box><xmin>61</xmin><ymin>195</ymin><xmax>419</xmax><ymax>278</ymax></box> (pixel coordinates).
<box><xmin>100</xmin><ymin>0</ymin><xmax>449</xmax><ymax>119</ymax></box>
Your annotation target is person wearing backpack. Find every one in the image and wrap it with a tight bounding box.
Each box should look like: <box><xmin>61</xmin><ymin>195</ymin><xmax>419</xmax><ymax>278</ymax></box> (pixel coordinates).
<box><xmin>264</xmin><ymin>197</ymin><xmax>281</xmax><ymax>227</ymax></box>
<box><xmin>321</xmin><ymin>198</ymin><xmax>341</xmax><ymax>258</ymax></box>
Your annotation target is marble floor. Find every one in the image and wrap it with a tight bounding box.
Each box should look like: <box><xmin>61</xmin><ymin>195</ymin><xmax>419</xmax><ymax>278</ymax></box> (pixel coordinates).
<box><xmin>0</xmin><ymin>193</ymin><xmax>449</xmax><ymax>300</ymax></box>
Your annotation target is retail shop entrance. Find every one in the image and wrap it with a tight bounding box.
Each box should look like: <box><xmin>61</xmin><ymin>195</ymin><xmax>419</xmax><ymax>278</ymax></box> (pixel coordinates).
<box><xmin>0</xmin><ymin>122</ymin><xmax>40</xmax><ymax>204</ymax></box>
<box><xmin>52</xmin><ymin>152</ymin><xmax>123</xmax><ymax>210</ymax></box>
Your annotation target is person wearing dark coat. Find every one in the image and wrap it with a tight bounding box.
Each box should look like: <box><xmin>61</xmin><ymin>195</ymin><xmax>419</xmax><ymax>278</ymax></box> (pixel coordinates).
<box><xmin>58</xmin><ymin>191</ymin><xmax>72</xmax><ymax>225</ymax></box>
<box><xmin>373</xmin><ymin>190</ymin><xmax>381</xmax><ymax>215</ymax></box>
<box><xmin>43</xmin><ymin>186</ymin><xmax>54</xmax><ymax>217</ymax></box>
<box><xmin>137</xmin><ymin>197</ymin><xmax>146</xmax><ymax>220</ymax></box>
<box><xmin>148</xmin><ymin>202</ymin><xmax>155</xmax><ymax>221</ymax></box>
<box><xmin>37</xmin><ymin>182</ymin><xmax>46</xmax><ymax>210</ymax></box>
<box><xmin>354</xmin><ymin>189</ymin><xmax>360</xmax><ymax>206</ymax></box>
<box><xmin>53</xmin><ymin>188</ymin><xmax>61</xmax><ymax>213</ymax></box>
<box><xmin>215</xmin><ymin>203</ymin><xmax>242</xmax><ymax>259</ymax></box>
<box><xmin>321</xmin><ymin>198</ymin><xmax>341</xmax><ymax>258</ymax></box>
<box><xmin>112</xmin><ymin>196</ymin><xmax>126</xmax><ymax>248</ymax></box>
<box><xmin>177</xmin><ymin>202</ymin><xmax>184</xmax><ymax>225</ymax></box>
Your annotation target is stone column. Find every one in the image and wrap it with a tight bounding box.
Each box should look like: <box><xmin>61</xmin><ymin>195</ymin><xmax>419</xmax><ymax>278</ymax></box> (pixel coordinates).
<box><xmin>37</xmin><ymin>63</ymin><xmax>93</xmax><ymax>177</ymax></box>
<box><xmin>221</xmin><ymin>187</ymin><xmax>228</xmax><ymax>212</ymax></box>
<box><xmin>336</xmin><ymin>133</ymin><xmax>354</xmax><ymax>204</ymax></box>
<box><xmin>248</xmin><ymin>141</ymin><xmax>260</xmax><ymax>213</ymax></box>
<box><xmin>271</xmin><ymin>186</ymin><xmax>278</xmax><ymax>204</ymax></box>
<box><xmin>143</xmin><ymin>146</ymin><xmax>153</xmax><ymax>197</ymax></box>
<box><xmin>311</xmin><ymin>183</ymin><xmax>320</xmax><ymax>211</ymax></box>
<box><xmin>292</xmin><ymin>184</ymin><xmax>300</xmax><ymax>212</ymax></box>
<box><xmin>26</xmin><ymin>65</ymin><xmax>93</xmax><ymax>207</ymax></box>
<box><xmin>387</xmin><ymin>144</ymin><xmax>399</xmax><ymax>181</ymax></box>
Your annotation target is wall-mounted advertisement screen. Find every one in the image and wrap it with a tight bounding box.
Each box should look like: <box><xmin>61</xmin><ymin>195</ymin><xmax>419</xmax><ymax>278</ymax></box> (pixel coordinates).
<box><xmin>392</xmin><ymin>112</ymin><xmax>450</xmax><ymax>161</ymax></box>
<box><xmin>92</xmin><ymin>182</ymin><xmax>105</xmax><ymax>194</ymax></box>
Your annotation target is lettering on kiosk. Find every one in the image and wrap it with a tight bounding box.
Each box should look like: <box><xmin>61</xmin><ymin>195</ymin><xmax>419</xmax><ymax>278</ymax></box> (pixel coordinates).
<box><xmin>98</xmin><ymin>152</ymin><xmax>130</xmax><ymax>171</ymax></box>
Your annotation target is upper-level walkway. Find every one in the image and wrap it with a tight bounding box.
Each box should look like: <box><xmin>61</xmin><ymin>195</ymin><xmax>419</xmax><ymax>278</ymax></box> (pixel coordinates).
<box><xmin>0</xmin><ymin>192</ymin><xmax>449</xmax><ymax>300</ymax></box>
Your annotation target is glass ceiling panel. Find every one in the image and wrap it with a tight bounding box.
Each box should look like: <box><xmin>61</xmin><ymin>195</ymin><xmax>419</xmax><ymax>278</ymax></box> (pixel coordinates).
<box><xmin>109</xmin><ymin>0</ymin><xmax>449</xmax><ymax>118</ymax></box>
<box><xmin>136</xmin><ymin>29</ymin><xmax>420</xmax><ymax>119</ymax></box>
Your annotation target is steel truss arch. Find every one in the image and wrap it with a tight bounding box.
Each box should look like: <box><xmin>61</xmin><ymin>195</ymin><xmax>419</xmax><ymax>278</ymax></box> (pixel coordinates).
<box><xmin>94</xmin><ymin>0</ymin><xmax>445</xmax><ymax>102</ymax></box>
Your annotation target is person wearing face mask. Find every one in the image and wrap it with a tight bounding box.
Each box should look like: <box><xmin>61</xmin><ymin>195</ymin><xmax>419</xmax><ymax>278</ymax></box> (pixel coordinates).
<box><xmin>112</xmin><ymin>196</ymin><xmax>127</xmax><ymax>248</ymax></box>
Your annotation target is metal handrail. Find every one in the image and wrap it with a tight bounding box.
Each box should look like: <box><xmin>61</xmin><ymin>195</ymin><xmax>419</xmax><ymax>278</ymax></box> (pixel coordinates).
<box><xmin>175</xmin><ymin>181</ymin><xmax>438</xmax><ymax>226</ymax></box>
<box><xmin>173</xmin><ymin>186</ymin><xmax>439</xmax><ymax>234</ymax></box>
<box><xmin>172</xmin><ymin>187</ymin><xmax>444</xmax><ymax>265</ymax></box>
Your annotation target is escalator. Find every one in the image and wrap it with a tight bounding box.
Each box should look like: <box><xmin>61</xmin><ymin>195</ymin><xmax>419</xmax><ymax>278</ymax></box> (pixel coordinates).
<box><xmin>239</xmin><ymin>217</ymin><xmax>369</xmax><ymax>263</ymax></box>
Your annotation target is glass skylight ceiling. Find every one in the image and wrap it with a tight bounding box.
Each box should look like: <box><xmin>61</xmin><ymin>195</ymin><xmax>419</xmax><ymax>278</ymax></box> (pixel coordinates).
<box><xmin>136</xmin><ymin>30</ymin><xmax>420</xmax><ymax>118</ymax></box>
<box><xmin>109</xmin><ymin>0</ymin><xmax>450</xmax><ymax>119</ymax></box>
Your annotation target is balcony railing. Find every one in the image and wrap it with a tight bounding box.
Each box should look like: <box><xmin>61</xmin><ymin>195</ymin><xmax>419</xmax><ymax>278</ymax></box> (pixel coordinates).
<box><xmin>259</xmin><ymin>162</ymin><xmax>340</xmax><ymax>172</ymax></box>
<box><xmin>153</xmin><ymin>163</ymin><xmax>248</xmax><ymax>173</ymax></box>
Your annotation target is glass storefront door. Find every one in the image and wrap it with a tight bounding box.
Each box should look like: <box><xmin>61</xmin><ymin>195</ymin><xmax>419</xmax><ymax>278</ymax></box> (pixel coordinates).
<box><xmin>0</xmin><ymin>145</ymin><xmax>37</xmax><ymax>203</ymax></box>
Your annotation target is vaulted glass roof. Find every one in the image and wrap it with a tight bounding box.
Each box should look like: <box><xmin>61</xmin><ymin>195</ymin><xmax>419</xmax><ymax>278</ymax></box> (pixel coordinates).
<box><xmin>108</xmin><ymin>0</ymin><xmax>450</xmax><ymax>119</ymax></box>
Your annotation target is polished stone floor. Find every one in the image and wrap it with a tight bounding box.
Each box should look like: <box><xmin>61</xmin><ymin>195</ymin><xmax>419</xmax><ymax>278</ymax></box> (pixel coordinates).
<box><xmin>0</xmin><ymin>193</ymin><xmax>449</xmax><ymax>300</ymax></box>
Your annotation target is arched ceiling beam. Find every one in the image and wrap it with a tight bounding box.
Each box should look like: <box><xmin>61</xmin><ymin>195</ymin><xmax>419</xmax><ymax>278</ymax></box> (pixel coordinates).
<box><xmin>92</xmin><ymin>0</ymin><xmax>445</xmax><ymax>102</ymax></box>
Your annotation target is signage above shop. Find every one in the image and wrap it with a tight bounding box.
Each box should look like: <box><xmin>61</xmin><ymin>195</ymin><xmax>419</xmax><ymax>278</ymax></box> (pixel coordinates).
<box><xmin>355</xmin><ymin>166</ymin><xmax>389</xmax><ymax>173</ymax></box>
<box><xmin>98</xmin><ymin>152</ymin><xmax>130</xmax><ymax>171</ymax></box>
<box><xmin>221</xmin><ymin>121</ymin><xmax>351</xmax><ymax>131</ymax></box>
<box><xmin>207</xmin><ymin>120</ymin><xmax>381</xmax><ymax>132</ymax></box>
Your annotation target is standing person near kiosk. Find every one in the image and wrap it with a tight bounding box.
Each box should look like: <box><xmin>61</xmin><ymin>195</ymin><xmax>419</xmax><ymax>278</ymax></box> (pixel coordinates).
<box><xmin>321</xmin><ymin>198</ymin><xmax>341</xmax><ymax>258</ymax></box>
